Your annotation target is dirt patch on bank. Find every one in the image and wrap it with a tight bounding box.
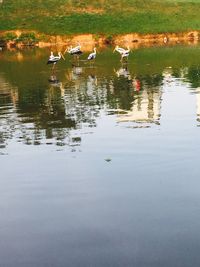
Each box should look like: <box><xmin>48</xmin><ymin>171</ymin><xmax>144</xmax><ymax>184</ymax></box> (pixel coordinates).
<box><xmin>38</xmin><ymin>31</ymin><xmax>200</xmax><ymax>51</ymax></box>
<box><xmin>115</xmin><ymin>31</ymin><xmax>200</xmax><ymax>47</ymax></box>
<box><xmin>0</xmin><ymin>30</ymin><xmax>199</xmax><ymax>51</ymax></box>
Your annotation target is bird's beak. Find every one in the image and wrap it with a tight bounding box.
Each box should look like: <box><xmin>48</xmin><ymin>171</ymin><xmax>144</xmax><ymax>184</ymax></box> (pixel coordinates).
<box><xmin>113</xmin><ymin>48</ymin><xmax>116</xmax><ymax>53</ymax></box>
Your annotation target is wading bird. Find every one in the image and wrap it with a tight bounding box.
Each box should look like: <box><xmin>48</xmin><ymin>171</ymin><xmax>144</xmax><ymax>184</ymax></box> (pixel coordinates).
<box><xmin>64</xmin><ymin>43</ymin><xmax>83</xmax><ymax>60</ymax></box>
<box><xmin>47</xmin><ymin>51</ymin><xmax>65</xmax><ymax>72</ymax></box>
<box><xmin>113</xmin><ymin>45</ymin><xmax>130</xmax><ymax>62</ymax></box>
<box><xmin>113</xmin><ymin>45</ymin><xmax>126</xmax><ymax>54</ymax></box>
<box><xmin>88</xmin><ymin>48</ymin><xmax>97</xmax><ymax>62</ymax></box>
<box><xmin>49</xmin><ymin>51</ymin><xmax>54</xmax><ymax>60</ymax></box>
<box><xmin>121</xmin><ymin>47</ymin><xmax>130</xmax><ymax>61</ymax></box>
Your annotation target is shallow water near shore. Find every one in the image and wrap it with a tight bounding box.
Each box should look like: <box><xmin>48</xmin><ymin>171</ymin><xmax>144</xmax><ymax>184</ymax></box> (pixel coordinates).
<box><xmin>1</xmin><ymin>45</ymin><xmax>200</xmax><ymax>266</ymax></box>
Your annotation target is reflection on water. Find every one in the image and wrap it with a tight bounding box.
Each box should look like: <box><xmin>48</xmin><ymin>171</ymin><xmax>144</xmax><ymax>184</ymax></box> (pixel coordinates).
<box><xmin>1</xmin><ymin>46</ymin><xmax>200</xmax><ymax>267</ymax></box>
<box><xmin>1</xmin><ymin>47</ymin><xmax>200</xmax><ymax>150</ymax></box>
<box><xmin>115</xmin><ymin>66</ymin><xmax>162</xmax><ymax>126</ymax></box>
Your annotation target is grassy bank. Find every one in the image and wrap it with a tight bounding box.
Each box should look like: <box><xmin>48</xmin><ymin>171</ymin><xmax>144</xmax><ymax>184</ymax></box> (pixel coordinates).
<box><xmin>0</xmin><ymin>0</ymin><xmax>200</xmax><ymax>35</ymax></box>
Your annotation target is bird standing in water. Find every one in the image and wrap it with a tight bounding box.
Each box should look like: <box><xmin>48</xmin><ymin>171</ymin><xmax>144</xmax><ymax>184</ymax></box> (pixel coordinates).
<box><xmin>87</xmin><ymin>48</ymin><xmax>97</xmax><ymax>62</ymax></box>
<box><xmin>64</xmin><ymin>43</ymin><xmax>83</xmax><ymax>60</ymax></box>
<box><xmin>113</xmin><ymin>45</ymin><xmax>126</xmax><ymax>54</ymax></box>
<box><xmin>47</xmin><ymin>51</ymin><xmax>65</xmax><ymax>72</ymax></box>
<box><xmin>113</xmin><ymin>45</ymin><xmax>130</xmax><ymax>62</ymax></box>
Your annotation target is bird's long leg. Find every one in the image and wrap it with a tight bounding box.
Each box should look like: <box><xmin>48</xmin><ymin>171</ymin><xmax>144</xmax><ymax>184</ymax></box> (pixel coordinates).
<box><xmin>76</xmin><ymin>54</ymin><xmax>80</xmax><ymax>62</ymax></box>
<box><xmin>89</xmin><ymin>60</ymin><xmax>94</xmax><ymax>66</ymax></box>
<box><xmin>72</xmin><ymin>55</ymin><xmax>76</xmax><ymax>63</ymax></box>
<box><xmin>52</xmin><ymin>63</ymin><xmax>56</xmax><ymax>75</ymax></box>
<box><xmin>121</xmin><ymin>60</ymin><xmax>128</xmax><ymax>68</ymax></box>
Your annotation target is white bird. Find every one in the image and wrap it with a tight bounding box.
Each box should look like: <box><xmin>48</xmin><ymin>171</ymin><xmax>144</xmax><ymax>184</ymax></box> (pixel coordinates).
<box><xmin>47</xmin><ymin>52</ymin><xmax>65</xmax><ymax>71</ymax></box>
<box><xmin>113</xmin><ymin>45</ymin><xmax>126</xmax><ymax>54</ymax></box>
<box><xmin>49</xmin><ymin>51</ymin><xmax>54</xmax><ymax>60</ymax></box>
<box><xmin>65</xmin><ymin>43</ymin><xmax>83</xmax><ymax>56</ymax></box>
<box><xmin>121</xmin><ymin>47</ymin><xmax>130</xmax><ymax>60</ymax></box>
<box><xmin>113</xmin><ymin>45</ymin><xmax>130</xmax><ymax>61</ymax></box>
<box><xmin>88</xmin><ymin>48</ymin><xmax>97</xmax><ymax>61</ymax></box>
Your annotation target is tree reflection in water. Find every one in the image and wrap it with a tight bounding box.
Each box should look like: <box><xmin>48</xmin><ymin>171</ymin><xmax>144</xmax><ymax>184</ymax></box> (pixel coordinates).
<box><xmin>0</xmin><ymin>47</ymin><xmax>200</xmax><ymax>150</ymax></box>
<box><xmin>186</xmin><ymin>66</ymin><xmax>200</xmax><ymax>125</ymax></box>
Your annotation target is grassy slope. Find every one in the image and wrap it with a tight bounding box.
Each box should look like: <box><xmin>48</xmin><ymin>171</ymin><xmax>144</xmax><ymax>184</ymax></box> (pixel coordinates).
<box><xmin>0</xmin><ymin>0</ymin><xmax>200</xmax><ymax>35</ymax></box>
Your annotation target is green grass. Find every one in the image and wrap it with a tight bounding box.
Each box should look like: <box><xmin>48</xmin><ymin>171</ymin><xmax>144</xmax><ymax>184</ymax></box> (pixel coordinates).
<box><xmin>0</xmin><ymin>0</ymin><xmax>200</xmax><ymax>35</ymax></box>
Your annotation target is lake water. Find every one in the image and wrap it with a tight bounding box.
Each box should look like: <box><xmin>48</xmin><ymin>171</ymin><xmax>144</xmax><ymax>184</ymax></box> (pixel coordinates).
<box><xmin>0</xmin><ymin>45</ymin><xmax>200</xmax><ymax>267</ymax></box>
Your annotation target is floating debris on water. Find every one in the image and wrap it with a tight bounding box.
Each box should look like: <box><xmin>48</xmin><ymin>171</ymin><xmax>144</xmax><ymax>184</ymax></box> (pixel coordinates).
<box><xmin>105</xmin><ymin>158</ymin><xmax>112</xmax><ymax>162</ymax></box>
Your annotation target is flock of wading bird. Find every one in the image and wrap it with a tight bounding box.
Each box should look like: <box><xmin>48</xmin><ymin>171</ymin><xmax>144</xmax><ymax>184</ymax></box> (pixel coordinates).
<box><xmin>47</xmin><ymin>43</ymin><xmax>131</xmax><ymax>71</ymax></box>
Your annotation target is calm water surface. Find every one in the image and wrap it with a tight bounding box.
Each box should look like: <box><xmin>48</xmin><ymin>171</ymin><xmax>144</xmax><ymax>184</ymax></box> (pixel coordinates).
<box><xmin>0</xmin><ymin>45</ymin><xmax>200</xmax><ymax>267</ymax></box>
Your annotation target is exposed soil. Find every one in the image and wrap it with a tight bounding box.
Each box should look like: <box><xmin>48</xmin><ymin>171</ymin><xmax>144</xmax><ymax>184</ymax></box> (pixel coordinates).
<box><xmin>0</xmin><ymin>30</ymin><xmax>199</xmax><ymax>51</ymax></box>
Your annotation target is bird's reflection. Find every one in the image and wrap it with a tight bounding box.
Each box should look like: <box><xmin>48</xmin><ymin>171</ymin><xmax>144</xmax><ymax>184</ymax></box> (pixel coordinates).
<box><xmin>72</xmin><ymin>65</ymin><xmax>83</xmax><ymax>80</ymax></box>
<box><xmin>88</xmin><ymin>74</ymin><xmax>98</xmax><ymax>86</ymax></box>
<box><xmin>115</xmin><ymin>66</ymin><xmax>131</xmax><ymax>80</ymax></box>
<box><xmin>48</xmin><ymin>74</ymin><xmax>59</xmax><ymax>84</ymax></box>
<box><xmin>114</xmin><ymin>65</ymin><xmax>141</xmax><ymax>92</ymax></box>
<box><xmin>48</xmin><ymin>75</ymin><xmax>64</xmax><ymax>97</ymax></box>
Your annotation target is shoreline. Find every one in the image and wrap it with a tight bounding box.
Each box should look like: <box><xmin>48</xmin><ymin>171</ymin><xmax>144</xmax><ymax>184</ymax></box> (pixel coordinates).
<box><xmin>0</xmin><ymin>30</ymin><xmax>200</xmax><ymax>50</ymax></box>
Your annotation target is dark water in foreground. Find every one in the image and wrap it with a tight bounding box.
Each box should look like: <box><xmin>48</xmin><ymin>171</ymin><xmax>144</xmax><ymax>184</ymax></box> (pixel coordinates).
<box><xmin>0</xmin><ymin>46</ymin><xmax>200</xmax><ymax>267</ymax></box>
